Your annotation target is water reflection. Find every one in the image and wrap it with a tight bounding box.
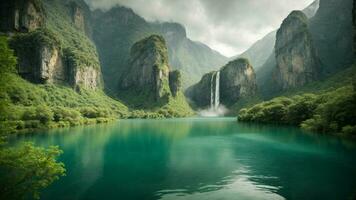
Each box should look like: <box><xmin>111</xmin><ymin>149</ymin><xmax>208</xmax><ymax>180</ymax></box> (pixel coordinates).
<box><xmin>13</xmin><ymin>118</ymin><xmax>356</xmax><ymax>200</ymax></box>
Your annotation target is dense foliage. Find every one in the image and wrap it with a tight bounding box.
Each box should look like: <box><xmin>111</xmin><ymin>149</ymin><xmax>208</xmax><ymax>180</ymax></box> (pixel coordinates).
<box><xmin>0</xmin><ymin>141</ymin><xmax>65</xmax><ymax>200</ymax></box>
<box><xmin>238</xmin><ymin>85</ymin><xmax>356</xmax><ymax>135</ymax></box>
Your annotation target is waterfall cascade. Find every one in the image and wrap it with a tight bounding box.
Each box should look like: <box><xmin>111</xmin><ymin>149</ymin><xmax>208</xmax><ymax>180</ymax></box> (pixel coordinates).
<box><xmin>210</xmin><ymin>71</ymin><xmax>220</xmax><ymax>109</ymax></box>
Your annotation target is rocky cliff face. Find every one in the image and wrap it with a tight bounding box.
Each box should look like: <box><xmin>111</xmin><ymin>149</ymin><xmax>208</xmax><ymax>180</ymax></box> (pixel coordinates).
<box><xmin>274</xmin><ymin>11</ymin><xmax>320</xmax><ymax>90</ymax></box>
<box><xmin>220</xmin><ymin>58</ymin><xmax>257</xmax><ymax>106</ymax></box>
<box><xmin>186</xmin><ymin>58</ymin><xmax>257</xmax><ymax>108</ymax></box>
<box><xmin>120</xmin><ymin>35</ymin><xmax>176</xmax><ymax>104</ymax></box>
<box><xmin>0</xmin><ymin>0</ymin><xmax>44</xmax><ymax>32</ymax></box>
<box><xmin>185</xmin><ymin>71</ymin><xmax>216</xmax><ymax>108</ymax></box>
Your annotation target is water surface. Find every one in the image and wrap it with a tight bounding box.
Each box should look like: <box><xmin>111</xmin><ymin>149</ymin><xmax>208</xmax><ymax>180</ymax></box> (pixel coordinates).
<box><xmin>15</xmin><ymin>118</ymin><xmax>356</xmax><ymax>200</ymax></box>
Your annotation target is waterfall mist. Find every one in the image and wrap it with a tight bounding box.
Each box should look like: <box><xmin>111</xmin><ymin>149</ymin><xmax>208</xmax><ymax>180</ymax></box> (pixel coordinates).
<box><xmin>199</xmin><ymin>71</ymin><xmax>226</xmax><ymax>117</ymax></box>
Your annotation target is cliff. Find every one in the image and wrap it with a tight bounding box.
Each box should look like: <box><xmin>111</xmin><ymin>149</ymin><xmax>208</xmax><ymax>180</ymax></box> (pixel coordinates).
<box><xmin>186</xmin><ymin>58</ymin><xmax>257</xmax><ymax>108</ymax></box>
<box><xmin>274</xmin><ymin>11</ymin><xmax>320</xmax><ymax>90</ymax></box>
<box><xmin>120</xmin><ymin>35</ymin><xmax>171</xmax><ymax>103</ymax></box>
<box><xmin>220</xmin><ymin>58</ymin><xmax>258</xmax><ymax>106</ymax></box>
<box><xmin>119</xmin><ymin>35</ymin><xmax>189</xmax><ymax>111</ymax></box>
<box><xmin>3</xmin><ymin>0</ymin><xmax>102</xmax><ymax>90</ymax></box>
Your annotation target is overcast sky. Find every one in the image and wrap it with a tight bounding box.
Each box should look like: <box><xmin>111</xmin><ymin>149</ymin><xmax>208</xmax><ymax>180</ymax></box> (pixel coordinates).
<box><xmin>85</xmin><ymin>0</ymin><xmax>314</xmax><ymax>57</ymax></box>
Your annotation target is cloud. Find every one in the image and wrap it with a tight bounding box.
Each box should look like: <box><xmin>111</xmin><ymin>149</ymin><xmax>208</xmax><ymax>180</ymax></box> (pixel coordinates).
<box><xmin>85</xmin><ymin>0</ymin><xmax>314</xmax><ymax>57</ymax></box>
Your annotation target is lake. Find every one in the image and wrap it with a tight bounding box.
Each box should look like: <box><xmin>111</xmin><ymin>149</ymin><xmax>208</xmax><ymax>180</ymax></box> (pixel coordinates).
<box><xmin>14</xmin><ymin>118</ymin><xmax>356</xmax><ymax>200</ymax></box>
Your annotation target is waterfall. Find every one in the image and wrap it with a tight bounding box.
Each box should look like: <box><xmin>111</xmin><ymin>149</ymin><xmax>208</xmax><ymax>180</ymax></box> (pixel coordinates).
<box><xmin>214</xmin><ymin>71</ymin><xmax>220</xmax><ymax>109</ymax></box>
<box><xmin>210</xmin><ymin>72</ymin><xmax>214</xmax><ymax>108</ymax></box>
<box><xmin>210</xmin><ymin>71</ymin><xmax>220</xmax><ymax>110</ymax></box>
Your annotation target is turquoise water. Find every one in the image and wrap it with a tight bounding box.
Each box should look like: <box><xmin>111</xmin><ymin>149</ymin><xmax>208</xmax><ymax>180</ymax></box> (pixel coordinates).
<box><xmin>14</xmin><ymin>118</ymin><xmax>356</xmax><ymax>200</ymax></box>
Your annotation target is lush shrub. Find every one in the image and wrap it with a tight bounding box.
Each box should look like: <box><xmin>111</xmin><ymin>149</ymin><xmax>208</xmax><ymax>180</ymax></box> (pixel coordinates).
<box><xmin>238</xmin><ymin>86</ymin><xmax>356</xmax><ymax>134</ymax></box>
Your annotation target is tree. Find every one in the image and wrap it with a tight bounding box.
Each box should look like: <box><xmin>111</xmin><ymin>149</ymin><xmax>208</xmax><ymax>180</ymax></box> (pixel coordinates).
<box><xmin>0</xmin><ymin>142</ymin><xmax>66</xmax><ymax>200</ymax></box>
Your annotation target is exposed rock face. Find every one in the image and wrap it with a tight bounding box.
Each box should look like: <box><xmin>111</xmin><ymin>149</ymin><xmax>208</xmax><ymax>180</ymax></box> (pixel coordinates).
<box><xmin>186</xmin><ymin>58</ymin><xmax>257</xmax><ymax>108</ymax></box>
<box><xmin>274</xmin><ymin>11</ymin><xmax>320</xmax><ymax>90</ymax></box>
<box><xmin>70</xmin><ymin>66</ymin><xmax>101</xmax><ymax>90</ymax></box>
<box><xmin>185</xmin><ymin>71</ymin><xmax>217</xmax><ymax>108</ymax></box>
<box><xmin>169</xmin><ymin>70</ymin><xmax>181</xmax><ymax>97</ymax></box>
<box><xmin>11</xmin><ymin>30</ymin><xmax>101</xmax><ymax>89</ymax></box>
<box><xmin>220</xmin><ymin>58</ymin><xmax>257</xmax><ymax>106</ymax></box>
<box><xmin>120</xmin><ymin>35</ymin><xmax>172</xmax><ymax>102</ymax></box>
<box><xmin>0</xmin><ymin>0</ymin><xmax>44</xmax><ymax>32</ymax></box>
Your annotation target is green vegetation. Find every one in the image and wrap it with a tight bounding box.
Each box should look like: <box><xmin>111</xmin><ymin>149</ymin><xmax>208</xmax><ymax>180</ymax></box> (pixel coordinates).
<box><xmin>0</xmin><ymin>141</ymin><xmax>65</xmax><ymax>200</ymax></box>
<box><xmin>238</xmin><ymin>85</ymin><xmax>356</xmax><ymax>135</ymax></box>
<box><xmin>42</xmin><ymin>0</ymin><xmax>100</xmax><ymax>69</ymax></box>
<box><xmin>0</xmin><ymin>36</ymin><xmax>128</xmax><ymax>134</ymax></box>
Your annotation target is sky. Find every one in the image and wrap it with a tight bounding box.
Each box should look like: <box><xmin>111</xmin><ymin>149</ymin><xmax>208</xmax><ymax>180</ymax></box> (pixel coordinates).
<box><xmin>85</xmin><ymin>0</ymin><xmax>314</xmax><ymax>57</ymax></box>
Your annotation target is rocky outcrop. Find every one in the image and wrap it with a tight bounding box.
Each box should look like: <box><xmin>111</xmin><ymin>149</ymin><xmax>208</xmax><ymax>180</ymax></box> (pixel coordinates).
<box><xmin>169</xmin><ymin>70</ymin><xmax>181</xmax><ymax>97</ymax></box>
<box><xmin>274</xmin><ymin>11</ymin><xmax>320</xmax><ymax>90</ymax></box>
<box><xmin>69</xmin><ymin>66</ymin><xmax>101</xmax><ymax>90</ymax></box>
<box><xmin>220</xmin><ymin>58</ymin><xmax>257</xmax><ymax>106</ymax></box>
<box><xmin>120</xmin><ymin>35</ymin><xmax>177</xmax><ymax>104</ymax></box>
<box><xmin>185</xmin><ymin>71</ymin><xmax>216</xmax><ymax>108</ymax></box>
<box><xmin>186</xmin><ymin>58</ymin><xmax>257</xmax><ymax>108</ymax></box>
<box><xmin>0</xmin><ymin>0</ymin><xmax>44</xmax><ymax>32</ymax></box>
<box><xmin>11</xmin><ymin>30</ymin><xmax>101</xmax><ymax>89</ymax></box>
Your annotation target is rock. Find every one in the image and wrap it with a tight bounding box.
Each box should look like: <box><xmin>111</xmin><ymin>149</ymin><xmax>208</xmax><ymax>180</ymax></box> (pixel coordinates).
<box><xmin>0</xmin><ymin>0</ymin><xmax>44</xmax><ymax>32</ymax></box>
<box><xmin>169</xmin><ymin>70</ymin><xmax>181</xmax><ymax>97</ymax></box>
<box><xmin>185</xmin><ymin>71</ymin><xmax>217</xmax><ymax>108</ymax></box>
<box><xmin>187</xmin><ymin>58</ymin><xmax>257</xmax><ymax>108</ymax></box>
<box><xmin>70</xmin><ymin>66</ymin><xmax>101</xmax><ymax>90</ymax></box>
<box><xmin>120</xmin><ymin>35</ymin><xmax>171</xmax><ymax>103</ymax></box>
<box><xmin>11</xmin><ymin>30</ymin><xmax>101</xmax><ymax>89</ymax></box>
<box><xmin>274</xmin><ymin>11</ymin><xmax>320</xmax><ymax>90</ymax></box>
<box><xmin>220</xmin><ymin>58</ymin><xmax>257</xmax><ymax>106</ymax></box>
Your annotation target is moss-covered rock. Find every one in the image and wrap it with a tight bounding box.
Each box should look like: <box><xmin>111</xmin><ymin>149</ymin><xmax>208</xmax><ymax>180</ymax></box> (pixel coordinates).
<box><xmin>120</xmin><ymin>35</ymin><xmax>171</xmax><ymax>105</ymax></box>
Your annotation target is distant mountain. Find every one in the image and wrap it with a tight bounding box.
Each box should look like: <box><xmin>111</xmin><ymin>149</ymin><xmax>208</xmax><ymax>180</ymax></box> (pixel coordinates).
<box><xmin>231</xmin><ymin>31</ymin><xmax>276</xmax><ymax>72</ymax></box>
<box><xmin>91</xmin><ymin>6</ymin><xmax>227</xmax><ymax>92</ymax></box>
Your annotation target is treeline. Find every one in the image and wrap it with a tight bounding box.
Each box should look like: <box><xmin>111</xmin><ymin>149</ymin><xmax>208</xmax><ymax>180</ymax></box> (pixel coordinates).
<box><xmin>238</xmin><ymin>84</ymin><xmax>356</xmax><ymax>135</ymax></box>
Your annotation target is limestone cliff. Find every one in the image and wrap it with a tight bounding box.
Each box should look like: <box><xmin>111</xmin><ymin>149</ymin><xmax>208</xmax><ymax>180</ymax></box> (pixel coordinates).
<box><xmin>0</xmin><ymin>0</ymin><xmax>44</xmax><ymax>32</ymax></box>
<box><xmin>120</xmin><ymin>35</ymin><xmax>182</xmax><ymax>106</ymax></box>
<box><xmin>220</xmin><ymin>58</ymin><xmax>257</xmax><ymax>106</ymax></box>
<box><xmin>274</xmin><ymin>11</ymin><xmax>320</xmax><ymax>90</ymax></box>
<box><xmin>10</xmin><ymin>30</ymin><xmax>101</xmax><ymax>89</ymax></box>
